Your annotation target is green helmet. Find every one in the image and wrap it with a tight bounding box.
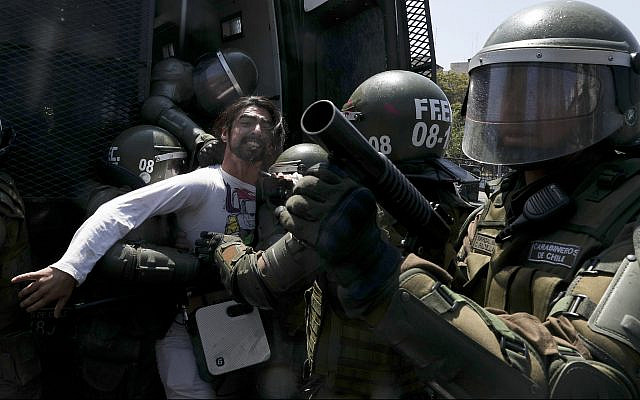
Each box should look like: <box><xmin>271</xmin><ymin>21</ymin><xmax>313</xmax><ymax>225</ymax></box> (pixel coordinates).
<box><xmin>105</xmin><ymin>125</ymin><xmax>187</xmax><ymax>188</ymax></box>
<box><xmin>463</xmin><ymin>0</ymin><xmax>640</xmax><ymax>166</ymax></box>
<box><xmin>268</xmin><ymin>143</ymin><xmax>328</xmax><ymax>174</ymax></box>
<box><xmin>343</xmin><ymin>70</ymin><xmax>452</xmax><ymax>162</ymax></box>
<box><xmin>342</xmin><ymin>70</ymin><xmax>476</xmax><ymax>183</ymax></box>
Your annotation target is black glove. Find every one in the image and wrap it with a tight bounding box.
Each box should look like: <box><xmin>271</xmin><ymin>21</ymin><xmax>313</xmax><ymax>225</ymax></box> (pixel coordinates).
<box><xmin>196</xmin><ymin>134</ymin><xmax>224</xmax><ymax>167</ymax></box>
<box><xmin>277</xmin><ymin>164</ymin><xmax>401</xmax><ymax>317</ymax></box>
<box><xmin>193</xmin><ymin>231</ymin><xmax>225</xmax><ymax>267</ymax></box>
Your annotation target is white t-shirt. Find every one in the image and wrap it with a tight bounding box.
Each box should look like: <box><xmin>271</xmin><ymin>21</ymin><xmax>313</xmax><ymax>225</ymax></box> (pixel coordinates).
<box><xmin>52</xmin><ymin>165</ymin><xmax>256</xmax><ymax>285</ymax></box>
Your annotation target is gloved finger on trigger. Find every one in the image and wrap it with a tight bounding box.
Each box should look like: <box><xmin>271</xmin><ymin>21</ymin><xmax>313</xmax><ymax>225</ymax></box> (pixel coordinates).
<box><xmin>285</xmin><ymin>195</ymin><xmax>325</xmax><ymax>221</ymax></box>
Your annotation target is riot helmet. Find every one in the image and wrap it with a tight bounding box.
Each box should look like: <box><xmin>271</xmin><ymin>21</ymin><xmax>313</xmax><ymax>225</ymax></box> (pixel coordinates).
<box><xmin>342</xmin><ymin>70</ymin><xmax>476</xmax><ymax>183</ymax></box>
<box><xmin>104</xmin><ymin>125</ymin><xmax>187</xmax><ymax>188</ymax></box>
<box><xmin>268</xmin><ymin>143</ymin><xmax>328</xmax><ymax>175</ymax></box>
<box><xmin>193</xmin><ymin>49</ymin><xmax>259</xmax><ymax>117</ymax></box>
<box><xmin>463</xmin><ymin>0</ymin><xmax>640</xmax><ymax>166</ymax></box>
<box><xmin>258</xmin><ymin>143</ymin><xmax>328</xmax><ymax>210</ymax></box>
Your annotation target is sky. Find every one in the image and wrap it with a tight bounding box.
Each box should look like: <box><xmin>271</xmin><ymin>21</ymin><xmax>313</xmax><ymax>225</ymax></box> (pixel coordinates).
<box><xmin>429</xmin><ymin>0</ymin><xmax>640</xmax><ymax>70</ymax></box>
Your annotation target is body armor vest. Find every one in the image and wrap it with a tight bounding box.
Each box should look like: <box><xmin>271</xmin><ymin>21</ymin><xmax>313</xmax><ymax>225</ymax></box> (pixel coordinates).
<box><xmin>305</xmin><ymin>280</ymin><xmax>424</xmax><ymax>398</ymax></box>
<box><xmin>461</xmin><ymin>157</ymin><xmax>640</xmax><ymax>391</ymax></box>
<box><xmin>462</xmin><ymin>158</ymin><xmax>640</xmax><ymax>320</ymax></box>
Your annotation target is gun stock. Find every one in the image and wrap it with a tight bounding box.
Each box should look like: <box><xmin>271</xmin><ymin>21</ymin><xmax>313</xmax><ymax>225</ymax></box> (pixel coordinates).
<box><xmin>300</xmin><ymin>100</ymin><xmax>450</xmax><ymax>250</ymax></box>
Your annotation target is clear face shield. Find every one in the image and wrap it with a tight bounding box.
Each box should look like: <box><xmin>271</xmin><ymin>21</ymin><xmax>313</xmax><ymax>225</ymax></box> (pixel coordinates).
<box><xmin>463</xmin><ymin>48</ymin><xmax>628</xmax><ymax>166</ymax></box>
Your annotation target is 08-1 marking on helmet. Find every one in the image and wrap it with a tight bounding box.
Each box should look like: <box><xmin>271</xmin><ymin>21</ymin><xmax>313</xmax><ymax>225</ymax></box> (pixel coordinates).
<box><xmin>368</xmin><ymin>135</ymin><xmax>392</xmax><ymax>155</ymax></box>
<box><xmin>411</xmin><ymin>124</ymin><xmax>451</xmax><ymax>149</ymax></box>
<box><xmin>412</xmin><ymin>123</ymin><xmax>442</xmax><ymax>149</ymax></box>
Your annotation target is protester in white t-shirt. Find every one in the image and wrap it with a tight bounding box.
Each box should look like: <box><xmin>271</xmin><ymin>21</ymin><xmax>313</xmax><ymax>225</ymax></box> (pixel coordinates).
<box><xmin>12</xmin><ymin>96</ymin><xmax>285</xmax><ymax>398</ymax></box>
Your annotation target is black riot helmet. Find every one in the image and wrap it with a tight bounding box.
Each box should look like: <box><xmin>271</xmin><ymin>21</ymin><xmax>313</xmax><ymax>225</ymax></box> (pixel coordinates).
<box><xmin>342</xmin><ymin>70</ymin><xmax>476</xmax><ymax>184</ymax></box>
<box><xmin>104</xmin><ymin>125</ymin><xmax>187</xmax><ymax>188</ymax></box>
<box><xmin>268</xmin><ymin>143</ymin><xmax>328</xmax><ymax>175</ymax></box>
<box><xmin>193</xmin><ymin>49</ymin><xmax>259</xmax><ymax>117</ymax></box>
<box><xmin>463</xmin><ymin>0</ymin><xmax>640</xmax><ymax>166</ymax></box>
<box><xmin>258</xmin><ymin>143</ymin><xmax>329</xmax><ymax>210</ymax></box>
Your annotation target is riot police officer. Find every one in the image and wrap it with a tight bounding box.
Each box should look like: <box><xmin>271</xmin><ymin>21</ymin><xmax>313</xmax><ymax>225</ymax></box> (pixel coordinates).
<box><xmin>277</xmin><ymin>1</ymin><xmax>640</xmax><ymax>397</ymax></box>
<box><xmin>341</xmin><ymin>69</ymin><xmax>476</xmax><ymax>268</ymax></box>
<box><xmin>38</xmin><ymin>126</ymin><xmax>191</xmax><ymax>399</ymax></box>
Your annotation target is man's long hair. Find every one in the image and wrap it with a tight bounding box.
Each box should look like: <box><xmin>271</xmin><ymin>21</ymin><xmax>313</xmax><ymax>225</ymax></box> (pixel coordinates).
<box><xmin>212</xmin><ymin>96</ymin><xmax>286</xmax><ymax>167</ymax></box>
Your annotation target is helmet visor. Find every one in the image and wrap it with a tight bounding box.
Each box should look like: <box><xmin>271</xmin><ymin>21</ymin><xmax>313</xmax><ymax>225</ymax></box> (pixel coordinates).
<box><xmin>463</xmin><ymin>63</ymin><xmax>621</xmax><ymax>165</ymax></box>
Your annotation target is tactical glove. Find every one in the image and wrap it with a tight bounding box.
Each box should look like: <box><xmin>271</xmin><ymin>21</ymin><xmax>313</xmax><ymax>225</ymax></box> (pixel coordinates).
<box><xmin>193</xmin><ymin>231</ymin><xmax>225</xmax><ymax>266</ymax></box>
<box><xmin>195</xmin><ymin>134</ymin><xmax>224</xmax><ymax>167</ymax></box>
<box><xmin>277</xmin><ymin>163</ymin><xmax>401</xmax><ymax>317</ymax></box>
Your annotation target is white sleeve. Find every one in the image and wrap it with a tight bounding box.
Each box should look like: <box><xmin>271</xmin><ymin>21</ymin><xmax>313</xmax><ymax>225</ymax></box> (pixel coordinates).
<box><xmin>51</xmin><ymin>172</ymin><xmax>209</xmax><ymax>284</ymax></box>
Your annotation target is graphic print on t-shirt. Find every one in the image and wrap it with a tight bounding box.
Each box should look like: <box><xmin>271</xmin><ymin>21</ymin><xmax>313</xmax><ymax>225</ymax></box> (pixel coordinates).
<box><xmin>224</xmin><ymin>182</ymin><xmax>256</xmax><ymax>244</ymax></box>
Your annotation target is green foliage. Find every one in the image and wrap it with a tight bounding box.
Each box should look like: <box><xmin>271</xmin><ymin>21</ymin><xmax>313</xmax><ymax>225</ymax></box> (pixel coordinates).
<box><xmin>437</xmin><ymin>69</ymin><xmax>468</xmax><ymax>158</ymax></box>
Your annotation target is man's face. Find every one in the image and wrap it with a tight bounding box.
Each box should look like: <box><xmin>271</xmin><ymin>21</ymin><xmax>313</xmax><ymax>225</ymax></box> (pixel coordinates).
<box><xmin>224</xmin><ymin>106</ymin><xmax>274</xmax><ymax>163</ymax></box>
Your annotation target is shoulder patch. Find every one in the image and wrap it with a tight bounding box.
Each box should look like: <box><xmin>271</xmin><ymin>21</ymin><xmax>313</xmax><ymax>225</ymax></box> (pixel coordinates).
<box><xmin>527</xmin><ymin>240</ymin><xmax>581</xmax><ymax>268</ymax></box>
<box><xmin>472</xmin><ymin>233</ymin><xmax>496</xmax><ymax>255</ymax></box>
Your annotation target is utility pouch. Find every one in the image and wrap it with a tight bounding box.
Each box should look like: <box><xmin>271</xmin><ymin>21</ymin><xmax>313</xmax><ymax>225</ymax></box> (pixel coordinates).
<box><xmin>189</xmin><ymin>300</ymin><xmax>270</xmax><ymax>380</ymax></box>
<box><xmin>588</xmin><ymin>254</ymin><xmax>640</xmax><ymax>353</ymax></box>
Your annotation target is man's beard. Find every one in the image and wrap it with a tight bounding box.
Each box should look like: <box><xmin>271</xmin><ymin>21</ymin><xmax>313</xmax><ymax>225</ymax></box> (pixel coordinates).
<box><xmin>230</xmin><ymin>134</ymin><xmax>268</xmax><ymax>163</ymax></box>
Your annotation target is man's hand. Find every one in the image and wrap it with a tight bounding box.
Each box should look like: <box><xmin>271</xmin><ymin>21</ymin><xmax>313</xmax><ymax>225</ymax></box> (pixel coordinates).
<box><xmin>11</xmin><ymin>267</ymin><xmax>76</xmax><ymax>318</ymax></box>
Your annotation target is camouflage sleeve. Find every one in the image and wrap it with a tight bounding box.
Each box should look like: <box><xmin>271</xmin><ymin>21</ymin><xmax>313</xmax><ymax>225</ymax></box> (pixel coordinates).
<box><xmin>214</xmin><ymin>233</ymin><xmax>319</xmax><ymax>310</ymax></box>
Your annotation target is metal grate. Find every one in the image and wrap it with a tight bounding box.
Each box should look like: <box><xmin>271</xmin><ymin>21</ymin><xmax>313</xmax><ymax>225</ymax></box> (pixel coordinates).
<box><xmin>405</xmin><ymin>0</ymin><xmax>437</xmax><ymax>81</ymax></box>
<box><xmin>0</xmin><ymin>0</ymin><xmax>153</xmax><ymax>200</ymax></box>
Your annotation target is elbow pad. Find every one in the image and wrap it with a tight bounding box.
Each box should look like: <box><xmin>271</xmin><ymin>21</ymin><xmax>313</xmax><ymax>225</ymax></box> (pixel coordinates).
<box><xmin>93</xmin><ymin>241</ymin><xmax>200</xmax><ymax>284</ymax></box>
<box><xmin>214</xmin><ymin>233</ymin><xmax>320</xmax><ymax>308</ymax></box>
